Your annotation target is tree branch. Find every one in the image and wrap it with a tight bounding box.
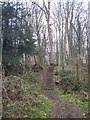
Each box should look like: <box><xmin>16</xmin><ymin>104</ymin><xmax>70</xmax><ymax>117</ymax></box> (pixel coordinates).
<box><xmin>32</xmin><ymin>2</ymin><xmax>47</xmax><ymax>20</ymax></box>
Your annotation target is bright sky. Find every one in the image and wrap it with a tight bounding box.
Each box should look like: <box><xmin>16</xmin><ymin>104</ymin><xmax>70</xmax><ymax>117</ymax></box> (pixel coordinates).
<box><xmin>3</xmin><ymin>0</ymin><xmax>88</xmax><ymax>4</ymax></box>
<box><xmin>2</xmin><ymin>0</ymin><xmax>88</xmax><ymax>11</ymax></box>
<box><xmin>2</xmin><ymin>0</ymin><xmax>88</xmax><ymax>10</ymax></box>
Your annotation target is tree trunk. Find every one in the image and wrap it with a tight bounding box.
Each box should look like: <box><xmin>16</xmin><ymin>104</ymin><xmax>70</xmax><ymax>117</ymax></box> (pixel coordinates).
<box><xmin>0</xmin><ymin>6</ymin><xmax>2</xmax><ymax>117</ymax></box>
<box><xmin>88</xmin><ymin>1</ymin><xmax>90</xmax><ymax>117</ymax></box>
<box><xmin>47</xmin><ymin>1</ymin><xmax>53</xmax><ymax>63</ymax></box>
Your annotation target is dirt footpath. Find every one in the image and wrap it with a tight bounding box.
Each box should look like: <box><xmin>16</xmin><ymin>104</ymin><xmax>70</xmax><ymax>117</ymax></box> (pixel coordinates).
<box><xmin>43</xmin><ymin>90</ymin><xmax>85</xmax><ymax>118</ymax></box>
<box><xmin>40</xmin><ymin>67</ymin><xmax>85</xmax><ymax>118</ymax></box>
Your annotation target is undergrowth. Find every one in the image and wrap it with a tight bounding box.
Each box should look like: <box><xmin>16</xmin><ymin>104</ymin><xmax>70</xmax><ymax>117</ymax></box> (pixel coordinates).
<box><xmin>3</xmin><ymin>72</ymin><xmax>53</xmax><ymax>118</ymax></box>
<box><xmin>55</xmin><ymin>87</ymin><xmax>88</xmax><ymax>116</ymax></box>
<box><xmin>30</xmin><ymin>95</ymin><xmax>53</xmax><ymax>118</ymax></box>
<box><xmin>54</xmin><ymin>69</ymin><xmax>88</xmax><ymax>118</ymax></box>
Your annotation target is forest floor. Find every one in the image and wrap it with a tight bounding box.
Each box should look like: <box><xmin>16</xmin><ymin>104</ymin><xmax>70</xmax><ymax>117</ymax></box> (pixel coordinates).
<box><xmin>40</xmin><ymin>68</ymin><xmax>86</xmax><ymax>118</ymax></box>
<box><xmin>2</xmin><ymin>66</ymin><xmax>88</xmax><ymax>118</ymax></box>
<box><xmin>43</xmin><ymin>90</ymin><xmax>85</xmax><ymax>118</ymax></box>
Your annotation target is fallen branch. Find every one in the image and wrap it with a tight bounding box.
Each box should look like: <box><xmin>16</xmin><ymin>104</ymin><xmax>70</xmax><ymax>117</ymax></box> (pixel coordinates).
<box><xmin>82</xmin><ymin>90</ymin><xmax>88</xmax><ymax>100</ymax></box>
<box><xmin>2</xmin><ymin>86</ymin><xmax>16</xmax><ymax>105</ymax></box>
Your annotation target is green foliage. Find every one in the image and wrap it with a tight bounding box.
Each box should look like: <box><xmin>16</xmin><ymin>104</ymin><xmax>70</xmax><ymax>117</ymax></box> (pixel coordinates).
<box><xmin>60</xmin><ymin>70</ymin><xmax>72</xmax><ymax>77</ymax></box>
<box><xmin>3</xmin><ymin>72</ymin><xmax>53</xmax><ymax>118</ymax></box>
<box><xmin>55</xmin><ymin>88</ymin><xmax>88</xmax><ymax>115</ymax></box>
<box><xmin>20</xmin><ymin>73</ymin><xmax>41</xmax><ymax>94</ymax></box>
<box><xmin>50</xmin><ymin>62</ymin><xmax>57</xmax><ymax>68</ymax></box>
<box><xmin>2</xmin><ymin>1</ymin><xmax>36</xmax><ymax>75</ymax></box>
<box><xmin>80</xmin><ymin>80</ymin><xmax>88</xmax><ymax>91</ymax></box>
<box><xmin>2</xmin><ymin>52</ymin><xmax>23</xmax><ymax>76</ymax></box>
<box><xmin>2</xmin><ymin>52</ymin><xmax>21</xmax><ymax>65</ymax></box>
<box><xmin>30</xmin><ymin>95</ymin><xmax>53</xmax><ymax>118</ymax></box>
<box><xmin>59</xmin><ymin>70</ymin><xmax>82</xmax><ymax>91</ymax></box>
<box><xmin>3</xmin><ymin>75</ymin><xmax>35</xmax><ymax>118</ymax></box>
<box><xmin>59</xmin><ymin>69</ymin><xmax>88</xmax><ymax>92</ymax></box>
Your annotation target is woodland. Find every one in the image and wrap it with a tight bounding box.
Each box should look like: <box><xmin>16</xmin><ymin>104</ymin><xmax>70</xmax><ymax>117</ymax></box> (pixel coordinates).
<box><xmin>0</xmin><ymin>0</ymin><xmax>90</xmax><ymax>118</ymax></box>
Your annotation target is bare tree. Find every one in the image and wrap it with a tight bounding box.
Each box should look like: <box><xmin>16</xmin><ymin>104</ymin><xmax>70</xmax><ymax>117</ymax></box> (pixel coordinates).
<box><xmin>31</xmin><ymin>3</ymin><xmax>44</xmax><ymax>64</ymax></box>
<box><xmin>88</xmin><ymin>2</ymin><xmax>90</xmax><ymax>115</ymax></box>
<box><xmin>32</xmin><ymin>0</ymin><xmax>53</xmax><ymax>64</ymax></box>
